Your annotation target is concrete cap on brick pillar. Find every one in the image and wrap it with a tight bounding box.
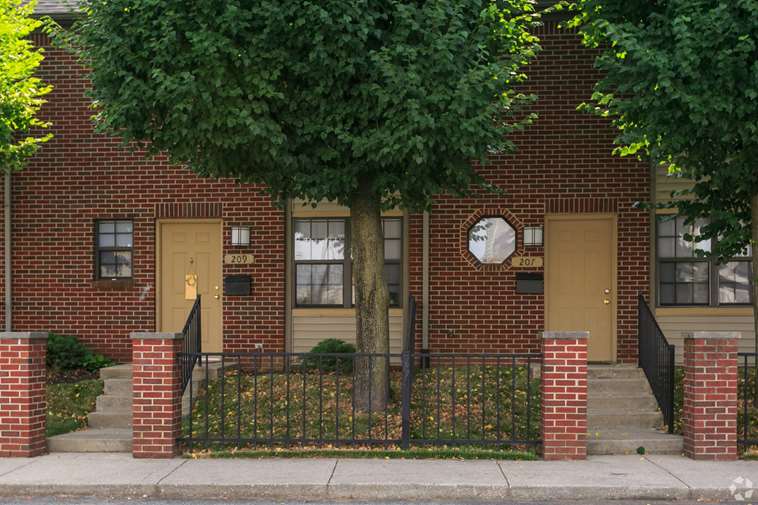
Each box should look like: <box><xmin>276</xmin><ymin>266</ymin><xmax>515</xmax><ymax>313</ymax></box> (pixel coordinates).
<box><xmin>684</xmin><ymin>331</ymin><xmax>741</xmax><ymax>340</ymax></box>
<box><xmin>0</xmin><ymin>332</ymin><xmax>48</xmax><ymax>340</ymax></box>
<box><xmin>542</xmin><ymin>331</ymin><xmax>590</xmax><ymax>339</ymax></box>
<box><xmin>130</xmin><ymin>332</ymin><xmax>183</xmax><ymax>340</ymax></box>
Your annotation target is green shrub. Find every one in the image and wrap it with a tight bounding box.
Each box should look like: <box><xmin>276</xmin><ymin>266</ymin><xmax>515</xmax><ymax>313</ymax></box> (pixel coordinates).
<box><xmin>82</xmin><ymin>352</ymin><xmax>114</xmax><ymax>372</ymax></box>
<box><xmin>47</xmin><ymin>334</ymin><xmax>88</xmax><ymax>370</ymax></box>
<box><xmin>47</xmin><ymin>333</ymin><xmax>114</xmax><ymax>372</ymax></box>
<box><xmin>302</xmin><ymin>338</ymin><xmax>356</xmax><ymax>374</ymax></box>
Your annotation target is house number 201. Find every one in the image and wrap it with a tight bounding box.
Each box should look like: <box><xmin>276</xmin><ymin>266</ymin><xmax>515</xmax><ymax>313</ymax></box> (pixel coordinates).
<box><xmin>511</xmin><ymin>256</ymin><xmax>543</xmax><ymax>268</ymax></box>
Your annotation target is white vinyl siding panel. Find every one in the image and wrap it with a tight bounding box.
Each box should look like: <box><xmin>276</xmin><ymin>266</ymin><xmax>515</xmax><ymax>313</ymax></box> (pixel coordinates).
<box><xmin>655</xmin><ymin>166</ymin><xmax>695</xmax><ymax>204</ymax></box>
<box><xmin>292</xmin><ymin>310</ymin><xmax>405</xmax><ymax>357</ymax></box>
<box><xmin>656</xmin><ymin>310</ymin><xmax>756</xmax><ymax>362</ymax></box>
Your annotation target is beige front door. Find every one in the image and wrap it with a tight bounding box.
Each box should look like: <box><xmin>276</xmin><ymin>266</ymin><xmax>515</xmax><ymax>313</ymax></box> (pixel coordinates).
<box><xmin>159</xmin><ymin>221</ymin><xmax>223</xmax><ymax>352</ymax></box>
<box><xmin>545</xmin><ymin>215</ymin><xmax>616</xmax><ymax>362</ymax></box>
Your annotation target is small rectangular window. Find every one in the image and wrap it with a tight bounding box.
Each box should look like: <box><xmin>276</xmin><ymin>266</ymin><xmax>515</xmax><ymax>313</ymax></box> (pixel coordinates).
<box><xmin>96</xmin><ymin>220</ymin><xmax>133</xmax><ymax>279</ymax></box>
<box><xmin>382</xmin><ymin>218</ymin><xmax>403</xmax><ymax>306</ymax></box>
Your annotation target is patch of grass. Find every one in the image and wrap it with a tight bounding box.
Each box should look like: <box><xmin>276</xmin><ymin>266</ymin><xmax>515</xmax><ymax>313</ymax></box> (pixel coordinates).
<box><xmin>46</xmin><ymin>379</ymin><xmax>103</xmax><ymax>437</ymax></box>
<box><xmin>184</xmin><ymin>364</ymin><xmax>540</xmax><ymax>456</ymax></box>
<box><xmin>187</xmin><ymin>446</ymin><xmax>538</xmax><ymax>460</ymax></box>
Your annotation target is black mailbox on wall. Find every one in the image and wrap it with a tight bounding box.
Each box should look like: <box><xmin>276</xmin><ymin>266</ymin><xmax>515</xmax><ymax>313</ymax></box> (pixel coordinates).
<box><xmin>224</xmin><ymin>275</ymin><xmax>252</xmax><ymax>296</ymax></box>
<box><xmin>516</xmin><ymin>272</ymin><xmax>543</xmax><ymax>294</ymax></box>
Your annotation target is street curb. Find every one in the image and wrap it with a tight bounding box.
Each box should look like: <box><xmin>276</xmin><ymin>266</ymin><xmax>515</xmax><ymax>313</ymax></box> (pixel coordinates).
<box><xmin>0</xmin><ymin>483</ymin><xmax>734</xmax><ymax>502</ymax></box>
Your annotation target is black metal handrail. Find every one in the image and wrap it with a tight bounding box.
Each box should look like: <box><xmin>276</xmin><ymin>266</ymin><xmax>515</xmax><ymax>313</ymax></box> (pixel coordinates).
<box><xmin>178</xmin><ymin>350</ymin><xmax>541</xmax><ymax>451</ymax></box>
<box><xmin>180</xmin><ymin>295</ymin><xmax>202</xmax><ymax>394</ymax></box>
<box><xmin>738</xmin><ymin>352</ymin><xmax>758</xmax><ymax>448</ymax></box>
<box><xmin>638</xmin><ymin>294</ymin><xmax>675</xmax><ymax>433</ymax></box>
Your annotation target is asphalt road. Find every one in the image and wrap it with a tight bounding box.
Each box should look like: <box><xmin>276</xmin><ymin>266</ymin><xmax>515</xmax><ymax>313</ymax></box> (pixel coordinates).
<box><xmin>0</xmin><ymin>500</ymin><xmax>745</xmax><ymax>505</ymax></box>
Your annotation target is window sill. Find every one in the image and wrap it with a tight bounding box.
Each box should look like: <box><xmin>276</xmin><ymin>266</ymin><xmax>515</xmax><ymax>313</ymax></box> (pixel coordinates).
<box><xmin>92</xmin><ymin>279</ymin><xmax>135</xmax><ymax>290</ymax></box>
<box><xmin>293</xmin><ymin>307</ymin><xmax>404</xmax><ymax>318</ymax></box>
<box><xmin>655</xmin><ymin>306</ymin><xmax>754</xmax><ymax>317</ymax></box>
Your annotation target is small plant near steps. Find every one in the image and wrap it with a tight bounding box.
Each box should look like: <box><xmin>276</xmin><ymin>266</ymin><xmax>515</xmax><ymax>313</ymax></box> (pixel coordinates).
<box><xmin>48</xmin><ymin>361</ymin><xmax>230</xmax><ymax>453</ymax></box>
<box><xmin>587</xmin><ymin>365</ymin><xmax>683</xmax><ymax>455</ymax></box>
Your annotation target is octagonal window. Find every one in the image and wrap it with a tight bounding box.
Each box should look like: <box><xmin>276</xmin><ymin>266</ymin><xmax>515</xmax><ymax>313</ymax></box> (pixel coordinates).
<box><xmin>468</xmin><ymin>217</ymin><xmax>516</xmax><ymax>264</ymax></box>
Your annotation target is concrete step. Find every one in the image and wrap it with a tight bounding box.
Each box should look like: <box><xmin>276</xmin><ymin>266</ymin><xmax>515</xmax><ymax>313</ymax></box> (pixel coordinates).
<box><xmin>104</xmin><ymin>378</ymin><xmax>132</xmax><ymax>396</ymax></box>
<box><xmin>96</xmin><ymin>394</ymin><xmax>132</xmax><ymax>412</ymax></box>
<box><xmin>99</xmin><ymin>364</ymin><xmax>132</xmax><ymax>380</ymax></box>
<box><xmin>588</xmin><ymin>394</ymin><xmax>659</xmax><ymax>411</ymax></box>
<box><xmin>588</xmin><ymin>366</ymin><xmax>644</xmax><ymax>380</ymax></box>
<box><xmin>48</xmin><ymin>428</ymin><xmax>132</xmax><ymax>453</ymax></box>
<box><xmin>88</xmin><ymin>411</ymin><xmax>131</xmax><ymax>429</ymax></box>
<box><xmin>588</xmin><ymin>378</ymin><xmax>649</xmax><ymax>395</ymax></box>
<box><xmin>587</xmin><ymin>429</ymin><xmax>683</xmax><ymax>455</ymax></box>
<box><xmin>588</xmin><ymin>410</ymin><xmax>663</xmax><ymax>430</ymax></box>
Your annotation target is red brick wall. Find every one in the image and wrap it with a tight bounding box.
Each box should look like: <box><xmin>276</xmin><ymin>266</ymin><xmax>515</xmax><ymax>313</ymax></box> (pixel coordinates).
<box><xmin>541</xmin><ymin>332</ymin><xmax>588</xmax><ymax>460</ymax></box>
<box><xmin>131</xmin><ymin>333</ymin><xmax>181</xmax><ymax>458</ymax></box>
<box><xmin>0</xmin><ymin>333</ymin><xmax>47</xmax><ymax>457</ymax></box>
<box><xmin>682</xmin><ymin>333</ymin><xmax>739</xmax><ymax>460</ymax></box>
<box><xmin>0</xmin><ymin>23</ymin><xmax>647</xmax><ymax>363</ymax></box>
<box><xmin>3</xmin><ymin>33</ymin><xmax>285</xmax><ymax>362</ymax></box>
<box><xmin>408</xmin><ymin>22</ymin><xmax>649</xmax><ymax>363</ymax></box>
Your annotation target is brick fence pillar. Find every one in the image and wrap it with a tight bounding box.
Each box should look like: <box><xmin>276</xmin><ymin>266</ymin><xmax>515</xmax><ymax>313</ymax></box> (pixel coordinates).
<box><xmin>541</xmin><ymin>331</ymin><xmax>588</xmax><ymax>460</ymax></box>
<box><xmin>683</xmin><ymin>331</ymin><xmax>740</xmax><ymax>461</ymax></box>
<box><xmin>131</xmin><ymin>332</ymin><xmax>183</xmax><ymax>459</ymax></box>
<box><xmin>0</xmin><ymin>332</ymin><xmax>48</xmax><ymax>457</ymax></box>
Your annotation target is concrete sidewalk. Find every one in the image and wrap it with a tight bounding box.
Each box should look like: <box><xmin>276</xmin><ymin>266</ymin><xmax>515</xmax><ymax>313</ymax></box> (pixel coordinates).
<box><xmin>0</xmin><ymin>453</ymin><xmax>756</xmax><ymax>502</ymax></box>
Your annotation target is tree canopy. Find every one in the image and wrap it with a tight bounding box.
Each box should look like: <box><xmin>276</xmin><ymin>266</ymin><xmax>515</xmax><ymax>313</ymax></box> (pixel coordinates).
<box><xmin>569</xmin><ymin>0</ymin><xmax>758</xmax><ymax>260</ymax></box>
<box><xmin>74</xmin><ymin>0</ymin><xmax>540</xmax><ymax>209</ymax></box>
<box><xmin>74</xmin><ymin>0</ymin><xmax>542</xmax><ymax>409</ymax></box>
<box><xmin>0</xmin><ymin>0</ymin><xmax>52</xmax><ymax>172</ymax></box>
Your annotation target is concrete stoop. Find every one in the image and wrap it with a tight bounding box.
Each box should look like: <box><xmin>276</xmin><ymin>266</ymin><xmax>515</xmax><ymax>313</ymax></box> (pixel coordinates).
<box><xmin>587</xmin><ymin>365</ymin><xmax>683</xmax><ymax>455</ymax></box>
<box><xmin>48</xmin><ymin>361</ymin><xmax>229</xmax><ymax>453</ymax></box>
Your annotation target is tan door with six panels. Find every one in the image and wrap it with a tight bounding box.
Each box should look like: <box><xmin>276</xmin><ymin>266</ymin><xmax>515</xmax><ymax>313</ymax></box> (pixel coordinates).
<box><xmin>545</xmin><ymin>215</ymin><xmax>616</xmax><ymax>362</ymax></box>
<box><xmin>159</xmin><ymin>221</ymin><xmax>223</xmax><ymax>352</ymax></box>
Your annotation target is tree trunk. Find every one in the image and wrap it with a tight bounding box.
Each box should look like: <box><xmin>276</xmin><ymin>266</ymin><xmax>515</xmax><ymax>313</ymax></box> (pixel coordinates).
<box><xmin>351</xmin><ymin>178</ymin><xmax>390</xmax><ymax>412</ymax></box>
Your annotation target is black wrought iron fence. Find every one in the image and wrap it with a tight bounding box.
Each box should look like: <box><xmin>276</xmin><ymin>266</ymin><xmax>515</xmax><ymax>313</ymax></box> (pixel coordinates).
<box><xmin>179</xmin><ymin>295</ymin><xmax>202</xmax><ymax>394</ymax></box>
<box><xmin>738</xmin><ymin>352</ymin><xmax>758</xmax><ymax>449</ymax></box>
<box><xmin>638</xmin><ymin>294</ymin><xmax>676</xmax><ymax>433</ymax></box>
<box><xmin>179</xmin><ymin>351</ymin><xmax>541</xmax><ymax>451</ymax></box>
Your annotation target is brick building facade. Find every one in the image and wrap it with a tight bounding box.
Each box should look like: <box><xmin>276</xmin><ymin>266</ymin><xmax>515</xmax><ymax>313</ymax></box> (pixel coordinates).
<box><xmin>0</xmin><ymin>19</ymin><xmax>649</xmax><ymax>364</ymax></box>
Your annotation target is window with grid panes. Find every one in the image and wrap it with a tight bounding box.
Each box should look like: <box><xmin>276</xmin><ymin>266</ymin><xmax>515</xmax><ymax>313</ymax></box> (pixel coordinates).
<box><xmin>656</xmin><ymin>215</ymin><xmax>753</xmax><ymax>306</ymax></box>
<box><xmin>293</xmin><ymin>217</ymin><xmax>403</xmax><ymax>307</ymax></box>
<box><xmin>96</xmin><ymin>220</ymin><xmax>133</xmax><ymax>279</ymax></box>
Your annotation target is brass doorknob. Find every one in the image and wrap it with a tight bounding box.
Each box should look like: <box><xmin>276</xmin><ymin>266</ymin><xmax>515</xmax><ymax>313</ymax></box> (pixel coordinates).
<box><xmin>214</xmin><ymin>294</ymin><xmax>220</xmax><ymax>300</ymax></box>
<box><xmin>603</xmin><ymin>299</ymin><xmax>611</xmax><ymax>305</ymax></box>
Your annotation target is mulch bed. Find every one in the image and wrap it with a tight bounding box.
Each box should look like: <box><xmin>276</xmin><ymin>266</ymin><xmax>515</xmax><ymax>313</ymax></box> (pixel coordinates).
<box><xmin>47</xmin><ymin>368</ymin><xmax>100</xmax><ymax>385</ymax></box>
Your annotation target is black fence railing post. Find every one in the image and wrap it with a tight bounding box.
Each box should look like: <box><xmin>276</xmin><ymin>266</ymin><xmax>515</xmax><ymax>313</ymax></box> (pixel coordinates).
<box><xmin>738</xmin><ymin>352</ymin><xmax>758</xmax><ymax>450</ymax></box>
<box><xmin>401</xmin><ymin>350</ymin><xmax>412</xmax><ymax>449</ymax></box>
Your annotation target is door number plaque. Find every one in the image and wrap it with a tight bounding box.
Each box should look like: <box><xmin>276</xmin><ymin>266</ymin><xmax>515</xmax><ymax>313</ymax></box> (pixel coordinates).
<box><xmin>224</xmin><ymin>254</ymin><xmax>254</xmax><ymax>265</ymax></box>
<box><xmin>511</xmin><ymin>256</ymin><xmax>543</xmax><ymax>268</ymax></box>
